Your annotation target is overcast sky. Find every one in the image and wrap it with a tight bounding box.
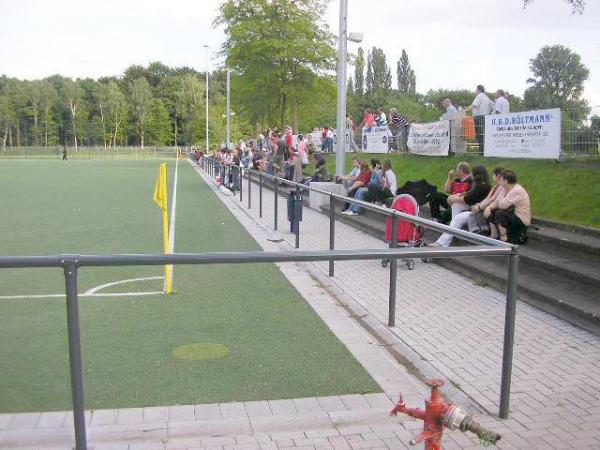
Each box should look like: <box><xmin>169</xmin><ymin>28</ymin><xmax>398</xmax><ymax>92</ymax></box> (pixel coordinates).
<box><xmin>1</xmin><ymin>0</ymin><xmax>598</xmax><ymax>108</ymax></box>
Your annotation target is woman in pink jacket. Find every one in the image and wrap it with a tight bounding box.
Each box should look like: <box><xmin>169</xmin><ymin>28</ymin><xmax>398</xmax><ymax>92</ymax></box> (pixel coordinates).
<box><xmin>484</xmin><ymin>170</ymin><xmax>531</xmax><ymax>243</ymax></box>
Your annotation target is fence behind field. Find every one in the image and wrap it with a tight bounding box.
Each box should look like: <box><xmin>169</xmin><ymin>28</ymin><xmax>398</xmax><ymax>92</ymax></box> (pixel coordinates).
<box><xmin>0</xmin><ymin>146</ymin><xmax>181</xmax><ymax>160</ymax></box>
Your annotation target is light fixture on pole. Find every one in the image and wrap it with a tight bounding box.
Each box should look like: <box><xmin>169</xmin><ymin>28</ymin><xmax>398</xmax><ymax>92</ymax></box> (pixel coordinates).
<box><xmin>335</xmin><ymin>0</ymin><xmax>362</xmax><ymax>178</ymax></box>
<box><xmin>203</xmin><ymin>45</ymin><xmax>210</xmax><ymax>152</ymax></box>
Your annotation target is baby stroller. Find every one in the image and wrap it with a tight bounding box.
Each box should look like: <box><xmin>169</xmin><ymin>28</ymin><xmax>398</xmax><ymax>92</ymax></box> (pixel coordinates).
<box><xmin>382</xmin><ymin>194</ymin><xmax>424</xmax><ymax>270</ymax></box>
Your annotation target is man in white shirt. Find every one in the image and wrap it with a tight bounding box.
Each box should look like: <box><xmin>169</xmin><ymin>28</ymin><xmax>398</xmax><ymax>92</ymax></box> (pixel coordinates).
<box><xmin>494</xmin><ymin>90</ymin><xmax>510</xmax><ymax>114</ymax></box>
<box><xmin>464</xmin><ymin>85</ymin><xmax>493</xmax><ymax>152</ymax></box>
<box><xmin>440</xmin><ymin>98</ymin><xmax>458</xmax><ymax>120</ymax></box>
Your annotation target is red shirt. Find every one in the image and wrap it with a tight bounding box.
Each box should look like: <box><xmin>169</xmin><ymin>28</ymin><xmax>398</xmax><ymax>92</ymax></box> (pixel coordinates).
<box><xmin>285</xmin><ymin>132</ymin><xmax>293</xmax><ymax>149</ymax></box>
<box><xmin>356</xmin><ymin>169</ymin><xmax>372</xmax><ymax>185</ymax></box>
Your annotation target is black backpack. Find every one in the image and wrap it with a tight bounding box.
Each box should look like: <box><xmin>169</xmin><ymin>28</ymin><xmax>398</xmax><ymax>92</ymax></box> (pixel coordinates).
<box><xmin>396</xmin><ymin>179</ymin><xmax>438</xmax><ymax>206</ymax></box>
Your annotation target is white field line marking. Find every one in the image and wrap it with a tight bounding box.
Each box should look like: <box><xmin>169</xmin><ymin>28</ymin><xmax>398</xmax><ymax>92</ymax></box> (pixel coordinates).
<box><xmin>0</xmin><ymin>276</ymin><xmax>165</xmax><ymax>300</ymax></box>
<box><xmin>166</xmin><ymin>156</ymin><xmax>179</xmax><ymax>292</ymax></box>
<box><xmin>84</xmin><ymin>276</ymin><xmax>165</xmax><ymax>295</ymax></box>
<box><xmin>0</xmin><ymin>291</ymin><xmax>164</xmax><ymax>300</ymax></box>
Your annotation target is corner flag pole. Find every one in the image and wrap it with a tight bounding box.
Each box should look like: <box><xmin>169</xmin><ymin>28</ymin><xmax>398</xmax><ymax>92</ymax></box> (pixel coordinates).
<box><xmin>153</xmin><ymin>162</ymin><xmax>172</xmax><ymax>294</ymax></box>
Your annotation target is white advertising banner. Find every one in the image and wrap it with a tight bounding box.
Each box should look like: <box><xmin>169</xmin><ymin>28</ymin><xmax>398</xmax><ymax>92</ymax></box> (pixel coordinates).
<box><xmin>484</xmin><ymin>108</ymin><xmax>562</xmax><ymax>159</ymax></box>
<box><xmin>407</xmin><ymin>120</ymin><xmax>450</xmax><ymax>156</ymax></box>
<box><xmin>361</xmin><ymin>126</ymin><xmax>390</xmax><ymax>153</ymax></box>
<box><xmin>333</xmin><ymin>131</ymin><xmax>351</xmax><ymax>152</ymax></box>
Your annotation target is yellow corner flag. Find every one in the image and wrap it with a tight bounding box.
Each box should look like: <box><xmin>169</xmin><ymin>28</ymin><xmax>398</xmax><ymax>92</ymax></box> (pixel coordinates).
<box><xmin>153</xmin><ymin>163</ymin><xmax>172</xmax><ymax>294</ymax></box>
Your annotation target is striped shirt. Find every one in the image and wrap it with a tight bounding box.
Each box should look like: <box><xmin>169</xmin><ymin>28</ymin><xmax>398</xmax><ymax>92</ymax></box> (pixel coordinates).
<box><xmin>391</xmin><ymin>112</ymin><xmax>409</xmax><ymax>126</ymax></box>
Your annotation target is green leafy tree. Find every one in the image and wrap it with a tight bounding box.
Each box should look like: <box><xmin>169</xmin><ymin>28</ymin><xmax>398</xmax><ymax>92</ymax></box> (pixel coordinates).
<box><xmin>354</xmin><ymin>47</ymin><xmax>365</xmax><ymax>96</ymax></box>
<box><xmin>63</xmin><ymin>78</ymin><xmax>83</xmax><ymax>151</ymax></box>
<box><xmin>147</xmin><ymin>99</ymin><xmax>171</xmax><ymax>145</ymax></box>
<box><xmin>216</xmin><ymin>0</ymin><xmax>336</xmax><ymax>131</ymax></box>
<box><xmin>130</xmin><ymin>77</ymin><xmax>153</xmax><ymax>147</ymax></box>
<box><xmin>397</xmin><ymin>49</ymin><xmax>416</xmax><ymax>95</ymax></box>
<box><xmin>365</xmin><ymin>51</ymin><xmax>373</xmax><ymax>94</ymax></box>
<box><xmin>523</xmin><ymin>45</ymin><xmax>589</xmax><ymax>120</ymax></box>
<box><xmin>39</xmin><ymin>80</ymin><xmax>58</xmax><ymax>147</ymax></box>
<box><xmin>347</xmin><ymin>76</ymin><xmax>354</xmax><ymax>95</ymax></box>
<box><xmin>366</xmin><ymin>47</ymin><xmax>391</xmax><ymax>94</ymax></box>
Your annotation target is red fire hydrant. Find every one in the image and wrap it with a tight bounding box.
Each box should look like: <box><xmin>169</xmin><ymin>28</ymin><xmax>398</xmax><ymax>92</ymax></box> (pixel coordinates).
<box><xmin>390</xmin><ymin>379</ymin><xmax>501</xmax><ymax>450</ymax></box>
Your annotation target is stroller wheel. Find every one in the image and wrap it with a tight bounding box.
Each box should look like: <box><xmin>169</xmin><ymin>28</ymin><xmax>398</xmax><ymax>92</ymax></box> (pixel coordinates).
<box><xmin>407</xmin><ymin>259</ymin><xmax>416</xmax><ymax>270</ymax></box>
<box><xmin>381</xmin><ymin>259</ymin><xmax>389</xmax><ymax>267</ymax></box>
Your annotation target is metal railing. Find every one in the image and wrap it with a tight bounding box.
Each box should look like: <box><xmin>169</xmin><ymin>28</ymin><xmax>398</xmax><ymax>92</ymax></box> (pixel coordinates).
<box><xmin>202</xmin><ymin>156</ymin><xmax>519</xmax><ymax>418</ymax></box>
<box><xmin>0</xmin><ymin>157</ymin><xmax>519</xmax><ymax>450</ymax></box>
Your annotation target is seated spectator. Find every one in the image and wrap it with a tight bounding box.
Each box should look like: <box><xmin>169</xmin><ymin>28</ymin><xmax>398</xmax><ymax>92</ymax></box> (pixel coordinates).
<box><xmin>429</xmin><ymin>162</ymin><xmax>472</xmax><ymax>224</ymax></box>
<box><xmin>470</xmin><ymin>166</ymin><xmax>505</xmax><ymax>234</ymax></box>
<box><xmin>337</xmin><ymin>157</ymin><xmax>361</xmax><ymax>191</ymax></box>
<box><xmin>366</xmin><ymin>159</ymin><xmax>397</xmax><ymax>206</ymax></box>
<box><xmin>341</xmin><ymin>161</ymin><xmax>372</xmax><ymax>214</ymax></box>
<box><xmin>305</xmin><ymin>156</ymin><xmax>332</xmax><ymax>184</ymax></box>
<box><xmin>266</xmin><ymin>142</ymin><xmax>284</xmax><ymax>176</ymax></box>
<box><xmin>485</xmin><ymin>170</ymin><xmax>531</xmax><ymax>243</ymax></box>
<box><xmin>429</xmin><ymin>165</ymin><xmax>491</xmax><ymax>247</ymax></box>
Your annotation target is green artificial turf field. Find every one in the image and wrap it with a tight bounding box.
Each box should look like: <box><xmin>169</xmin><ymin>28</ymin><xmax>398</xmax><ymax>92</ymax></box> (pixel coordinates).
<box><xmin>0</xmin><ymin>159</ymin><xmax>379</xmax><ymax>413</ymax></box>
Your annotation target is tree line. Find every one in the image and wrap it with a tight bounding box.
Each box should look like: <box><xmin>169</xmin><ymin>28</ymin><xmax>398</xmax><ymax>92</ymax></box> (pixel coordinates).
<box><xmin>0</xmin><ymin>63</ymin><xmax>255</xmax><ymax>150</ymax></box>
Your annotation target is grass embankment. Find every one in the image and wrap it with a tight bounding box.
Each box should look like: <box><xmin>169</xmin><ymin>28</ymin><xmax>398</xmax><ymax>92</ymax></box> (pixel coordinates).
<box><xmin>315</xmin><ymin>154</ymin><xmax>600</xmax><ymax>228</ymax></box>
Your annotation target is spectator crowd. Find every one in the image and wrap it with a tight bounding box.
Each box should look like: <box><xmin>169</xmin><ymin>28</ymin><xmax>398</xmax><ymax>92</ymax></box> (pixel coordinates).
<box><xmin>193</xmin><ymin>83</ymin><xmax>529</xmax><ymax>245</ymax></box>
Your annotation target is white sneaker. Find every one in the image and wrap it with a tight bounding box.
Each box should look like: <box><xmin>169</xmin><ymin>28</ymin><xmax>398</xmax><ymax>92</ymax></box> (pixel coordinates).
<box><xmin>341</xmin><ymin>210</ymin><xmax>351</xmax><ymax>215</ymax></box>
<box><xmin>345</xmin><ymin>211</ymin><xmax>358</xmax><ymax>216</ymax></box>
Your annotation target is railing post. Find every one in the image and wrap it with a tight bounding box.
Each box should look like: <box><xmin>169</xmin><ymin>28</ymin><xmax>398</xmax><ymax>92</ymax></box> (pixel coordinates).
<box><xmin>259</xmin><ymin>172</ymin><xmax>263</xmax><ymax>218</ymax></box>
<box><xmin>388</xmin><ymin>214</ymin><xmax>398</xmax><ymax>327</ymax></box>
<box><xmin>239</xmin><ymin>167</ymin><xmax>243</xmax><ymax>202</ymax></box>
<box><xmin>63</xmin><ymin>261</ymin><xmax>88</xmax><ymax>450</ymax></box>
<box><xmin>273</xmin><ymin>178</ymin><xmax>278</xmax><ymax>231</ymax></box>
<box><xmin>247</xmin><ymin>170</ymin><xmax>252</xmax><ymax>209</ymax></box>
<box><xmin>329</xmin><ymin>195</ymin><xmax>335</xmax><ymax>277</ymax></box>
<box><xmin>294</xmin><ymin>187</ymin><xmax>301</xmax><ymax>249</ymax></box>
<box><xmin>499</xmin><ymin>249</ymin><xmax>519</xmax><ymax>419</ymax></box>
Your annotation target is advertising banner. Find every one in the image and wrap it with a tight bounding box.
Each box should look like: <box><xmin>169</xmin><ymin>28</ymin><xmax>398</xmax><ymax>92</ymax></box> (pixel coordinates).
<box><xmin>484</xmin><ymin>108</ymin><xmax>561</xmax><ymax>159</ymax></box>
<box><xmin>407</xmin><ymin>120</ymin><xmax>450</xmax><ymax>156</ymax></box>
<box><xmin>361</xmin><ymin>126</ymin><xmax>390</xmax><ymax>153</ymax></box>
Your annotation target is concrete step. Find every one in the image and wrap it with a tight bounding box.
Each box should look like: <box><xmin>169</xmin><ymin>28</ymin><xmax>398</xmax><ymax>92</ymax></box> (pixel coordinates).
<box><xmin>320</xmin><ymin>203</ymin><xmax>600</xmax><ymax>336</ymax></box>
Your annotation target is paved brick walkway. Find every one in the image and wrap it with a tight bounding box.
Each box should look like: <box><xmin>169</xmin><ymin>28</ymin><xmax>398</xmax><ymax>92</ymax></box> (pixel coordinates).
<box><xmin>200</xmin><ymin>165</ymin><xmax>600</xmax><ymax>449</ymax></box>
<box><xmin>2</xmin><ymin>163</ymin><xmax>598</xmax><ymax>449</ymax></box>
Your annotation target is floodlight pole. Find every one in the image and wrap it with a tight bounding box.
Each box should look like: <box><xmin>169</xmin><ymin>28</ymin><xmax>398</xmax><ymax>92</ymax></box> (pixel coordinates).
<box><xmin>226</xmin><ymin>68</ymin><xmax>231</xmax><ymax>149</ymax></box>
<box><xmin>335</xmin><ymin>0</ymin><xmax>348</xmax><ymax>178</ymax></box>
<box><xmin>204</xmin><ymin>45</ymin><xmax>210</xmax><ymax>152</ymax></box>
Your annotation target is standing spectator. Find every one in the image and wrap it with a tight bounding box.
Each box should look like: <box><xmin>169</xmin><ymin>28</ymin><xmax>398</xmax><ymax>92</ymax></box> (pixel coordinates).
<box><xmin>346</xmin><ymin>115</ymin><xmax>359</xmax><ymax>152</ymax></box>
<box><xmin>464</xmin><ymin>85</ymin><xmax>494</xmax><ymax>152</ymax></box>
<box><xmin>376</xmin><ymin>107</ymin><xmax>387</xmax><ymax>126</ymax></box>
<box><xmin>305</xmin><ymin>133</ymin><xmax>317</xmax><ymax>155</ymax></box>
<box><xmin>389</xmin><ymin>108</ymin><xmax>410</xmax><ymax>151</ymax></box>
<box><xmin>325</xmin><ymin>127</ymin><xmax>334</xmax><ymax>152</ymax></box>
<box><xmin>440</xmin><ymin>99</ymin><xmax>458</xmax><ymax>120</ymax></box>
<box><xmin>494</xmin><ymin>90</ymin><xmax>510</xmax><ymax>114</ymax></box>
<box><xmin>359</xmin><ymin>109</ymin><xmax>375</xmax><ymax>131</ymax></box>
<box><xmin>293</xmin><ymin>134</ymin><xmax>308</xmax><ymax>183</ymax></box>
<box><xmin>284</xmin><ymin>126</ymin><xmax>294</xmax><ymax>152</ymax></box>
